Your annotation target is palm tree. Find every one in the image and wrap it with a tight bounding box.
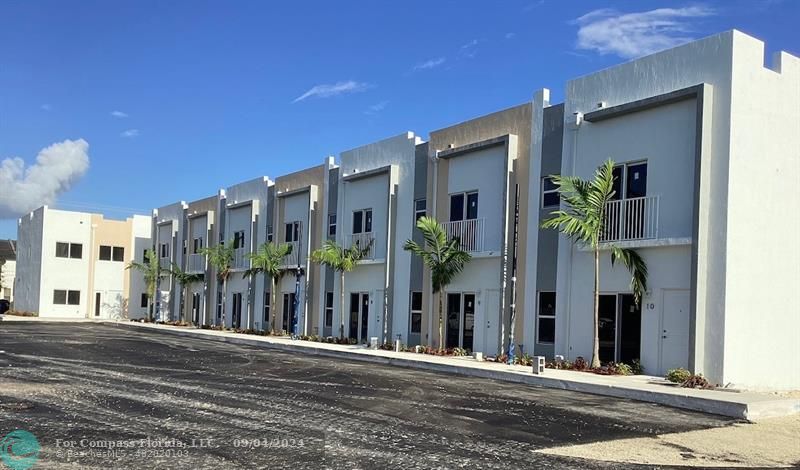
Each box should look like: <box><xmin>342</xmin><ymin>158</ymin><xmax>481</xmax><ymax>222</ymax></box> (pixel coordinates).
<box><xmin>403</xmin><ymin>216</ymin><xmax>471</xmax><ymax>351</ymax></box>
<box><xmin>170</xmin><ymin>263</ymin><xmax>204</xmax><ymax>324</ymax></box>
<box><xmin>200</xmin><ymin>242</ymin><xmax>235</xmax><ymax>328</ymax></box>
<box><xmin>243</xmin><ymin>242</ymin><xmax>293</xmax><ymax>332</ymax></box>
<box><xmin>542</xmin><ymin>159</ymin><xmax>649</xmax><ymax>368</ymax></box>
<box><xmin>126</xmin><ymin>248</ymin><xmax>164</xmax><ymax>321</ymax></box>
<box><xmin>311</xmin><ymin>239</ymin><xmax>373</xmax><ymax>340</ymax></box>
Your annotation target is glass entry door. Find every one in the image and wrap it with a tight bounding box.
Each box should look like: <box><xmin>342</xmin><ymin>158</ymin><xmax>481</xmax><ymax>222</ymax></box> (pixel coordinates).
<box><xmin>446</xmin><ymin>293</ymin><xmax>476</xmax><ymax>351</ymax></box>
<box><xmin>598</xmin><ymin>293</ymin><xmax>641</xmax><ymax>364</ymax></box>
<box><xmin>349</xmin><ymin>292</ymin><xmax>369</xmax><ymax>343</ymax></box>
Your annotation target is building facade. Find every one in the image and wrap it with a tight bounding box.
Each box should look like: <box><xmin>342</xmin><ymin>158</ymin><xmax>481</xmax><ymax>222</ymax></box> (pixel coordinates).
<box><xmin>15</xmin><ymin>206</ymin><xmax>151</xmax><ymax>319</ymax></box>
<box><xmin>0</xmin><ymin>239</ymin><xmax>15</xmax><ymax>303</ymax></box>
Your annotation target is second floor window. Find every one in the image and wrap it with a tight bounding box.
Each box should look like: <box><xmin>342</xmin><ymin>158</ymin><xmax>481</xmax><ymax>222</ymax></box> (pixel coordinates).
<box><xmin>328</xmin><ymin>214</ymin><xmax>337</xmax><ymax>237</ymax></box>
<box><xmin>99</xmin><ymin>245</ymin><xmax>125</xmax><ymax>262</ymax></box>
<box><xmin>233</xmin><ymin>231</ymin><xmax>246</xmax><ymax>249</ymax></box>
<box><xmin>159</xmin><ymin>243</ymin><xmax>170</xmax><ymax>259</ymax></box>
<box><xmin>542</xmin><ymin>176</ymin><xmax>560</xmax><ymax>208</ymax></box>
<box><xmin>414</xmin><ymin>199</ymin><xmax>426</xmax><ymax>222</ymax></box>
<box><xmin>611</xmin><ymin>162</ymin><xmax>648</xmax><ymax>200</ymax></box>
<box><xmin>285</xmin><ymin>222</ymin><xmax>300</xmax><ymax>243</ymax></box>
<box><xmin>449</xmin><ymin>191</ymin><xmax>478</xmax><ymax>222</ymax></box>
<box><xmin>56</xmin><ymin>242</ymin><xmax>82</xmax><ymax>259</ymax></box>
<box><xmin>193</xmin><ymin>237</ymin><xmax>204</xmax><ymax>254</ymax></box>
<box><xmin>352</xmin><ymin>209</ymin><xmax>372</xmax><ymax>234</ymax></box>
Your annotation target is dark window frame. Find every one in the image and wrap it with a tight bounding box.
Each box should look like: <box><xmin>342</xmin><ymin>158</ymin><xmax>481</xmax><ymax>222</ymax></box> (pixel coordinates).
<box><xmin>537</xmin><ymin>291</ymin><xmax>556</xmax><ymax>344</ymax></box>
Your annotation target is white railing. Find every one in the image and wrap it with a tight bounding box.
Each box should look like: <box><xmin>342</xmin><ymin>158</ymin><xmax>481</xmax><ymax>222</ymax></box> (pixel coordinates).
<box><xmin>602</xmin><ymin>195</ymin><xmax>659</xmax><ymax>242</ymax></box>
<box><xmin>284</xmin><ymin>241</ymin><xmax>301</xmax><ymax>267</ymax></box>
<box><xmin>232</xmin><ymin>247</ymin><xmax>249</xmax><ymax>270</ymax></box>
<box><xmin>187</xmin><ymin>253</ymin><xmax>205</xmax><ymax>273</ymax></box>
<box><xmin>345</xmin><ymin>232</ymin><xmax>376</xmax><ymax>259</ymax></box>
<box><xmin>441</xmin><ymin>218</ymin><xmax>485</xmax><ymax>253</ymax></box>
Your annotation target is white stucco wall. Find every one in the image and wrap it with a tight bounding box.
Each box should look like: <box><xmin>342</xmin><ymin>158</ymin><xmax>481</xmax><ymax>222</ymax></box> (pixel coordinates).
<box><xmin>721</xmin><ymin>34</ymin><xmax>800</xmax><ymax>390</ymax></box>
<box><xmin>128</xmin><ymin>215</ymin><xmax>152</xmax><ymax>319</ymax></box>
<box><xmin>39</xmin><ymin>209</ymin><xmax>93</xmax><ymax>318</ymax></box>
<box><xmin>1</xmin><ymin>260</ymin><xmax>15</xmax><ymax>301</ymax></box>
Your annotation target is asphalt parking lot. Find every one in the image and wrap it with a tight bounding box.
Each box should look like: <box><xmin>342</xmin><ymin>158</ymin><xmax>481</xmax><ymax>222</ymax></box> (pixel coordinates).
<box><xmin>0</xmin><ymin>322</ymin><xmax>734</xmax><ymax>469</ymax></box>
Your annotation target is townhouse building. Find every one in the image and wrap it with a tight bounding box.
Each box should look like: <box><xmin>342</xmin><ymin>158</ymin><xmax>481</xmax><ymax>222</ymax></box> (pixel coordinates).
<box><xmin>219</xmin><ymin>177</ymin><xmax>273</xmax><ymax>330</ymax></box>
<box><xmin>545</xmin><ymin>30</ymin><xmax>799</xmax><ymax>389</ymax></box>
<box><xmin>153</xmin><ymin>201</ymin><xmax>187</xmax><ymax>321</ymax></box>
<box><xmin>14</xmin><ymin>206</ymin><xmax>151</xmax><ymax>319</ymax></box>
<box><xmin>332</xmin><ymin>132</ymin><xmax>422</xmax><ymax>345</ymax></box>
<box><xmin>0</xmin><ymin>239</ymin><xmax>16</xmax><ymax>303</ymax></box>
<box><xmin>182</xmin><ymin>193</ymin><xmax>221</xmax><ymax>326</ymax></box>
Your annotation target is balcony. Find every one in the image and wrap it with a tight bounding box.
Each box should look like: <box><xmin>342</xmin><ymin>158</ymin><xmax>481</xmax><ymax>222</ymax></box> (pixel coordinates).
<box><xmin>601</xmin><ymin>195</ymin><xmax>659</xmax><ymax>242</ymax></box>
<box><xmin>284</xmin><ymin>241</ymin><xmax>301</xmax><ymax>267</ymax></box>
<box><xmin>441</xmin><ymin>218</ymin><xmax>485</xmax><ymax>253</ymax></box>
<box><xmin>345</xmin><ymin>232</ymin><xmax>376</xmax><ymax>259</ymax></box>
<box><xmin>187</xmin><ymin>253</ymin><xmax>205</xmax><ymax>273</ymax></box>
<box><xmin>232</xmin><ymin>247</ymin><xmax>250</xmax><ymax>270</ymax></box>
<box><xmin>159</xmin><ymin>257</ymin><xmax>172</xmax><ymax>271</ymax></box>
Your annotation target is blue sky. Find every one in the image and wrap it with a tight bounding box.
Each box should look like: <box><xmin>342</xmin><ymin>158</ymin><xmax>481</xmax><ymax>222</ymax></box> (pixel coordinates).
<box><xmin>1</xmin><ymin>0</ymin><xmax>797</xmax><ymax>239</ymax></box>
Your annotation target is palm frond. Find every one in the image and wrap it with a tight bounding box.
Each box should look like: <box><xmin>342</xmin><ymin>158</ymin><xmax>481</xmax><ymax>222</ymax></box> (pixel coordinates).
<box><xmin>611</xmin><ymin>247</ymin><xmax>649</xmax><ymax>304</ymax></box>
<box><xmin>404</xmin><ymin>216</ymin><xmax>471</xmax><ymax>293</ymax></box>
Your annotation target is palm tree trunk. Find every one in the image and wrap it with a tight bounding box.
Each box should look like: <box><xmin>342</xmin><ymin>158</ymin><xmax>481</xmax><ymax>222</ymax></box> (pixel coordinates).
<box><xmin>339</xmin><ymin>271</ymin><xmax>345</xmax><ymax>339</ymax></box>
<box><xmin>438</xmin><ymin>291</ymin><xmax>444</xmax><ymax>351</ymax></box>
<box><xmin>591</xmin><ymin>247</ymin><xmax>601</xmax><ymax>368</ymax></box>
<box><xmin>222</xmin><ymin>277</ymin><xmax>228</xmax><ymax>329</ymax></box>
<box><xmin>270</xmin><ymin>277</ymin><xmax>277</xmax><ymax>333</ymax></box>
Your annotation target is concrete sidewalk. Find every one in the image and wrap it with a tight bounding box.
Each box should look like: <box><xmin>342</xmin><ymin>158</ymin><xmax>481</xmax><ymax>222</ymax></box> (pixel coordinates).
<box><xmin>8</xmin><ymin>316</ymin><xmax>799</xmax><ymax>421</ymax></box>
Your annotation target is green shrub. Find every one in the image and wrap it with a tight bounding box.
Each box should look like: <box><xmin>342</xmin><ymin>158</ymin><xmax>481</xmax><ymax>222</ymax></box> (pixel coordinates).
<box><xmin>630</xmin><ymin>359</ymin><xmax>644</xmax><ymax>375</ymax></box>
<box><xmin>666</xmin><ymin>368</ymin><xmax>691</xmax><ymax>383</ymax></box>
<box><xmin>513</xmin><ymin>353</ymin><xmax>534</xmax><ymax>366</ymax></box>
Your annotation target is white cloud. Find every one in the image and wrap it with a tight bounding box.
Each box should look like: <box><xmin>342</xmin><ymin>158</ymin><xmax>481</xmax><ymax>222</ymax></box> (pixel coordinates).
<box><xmin>120</xmin><ymin>129</ymin><xmax>139</xmax><ymax>138</ymax></box>
<box><xmin>40</xmin><ymin>104</ymin><xmax>52</xmax><ymax>111</ymax></box>
<box><xmin>0</xmin><ymin>139</ymin><xmax>90</xmax><ymax>219</ymax></box>
<box><xmin>293</xmin><ymin>81</ymin><xmax>371</xmax><ymax>103</ymax></box>
<box><xmin>460</xmin><ymin>39</ymin><xmax>479</xmax><ymax>58</ymax></box>
<box><xmin>413</xmin><ymin>57</ymin><xmax>446</xmax><ymax>71</ymax></box>
<box><xmin>505</xmin><ymin>32</ymin><xmax>516</xmax><ymax>40</ymax></box>
<box><xmin>110</xmin><ymin>110</ymin><xmax>129</xmax><ymax>118</ymax></box>
<box><xmin>574</xmin><ymin>6</ymin><xmax>714</xmax><ymax>59</ymax></box>
<box><xmin>364</xmin><ymin>101</ymin><xmax>389</xmax><ymax>115</ymax></box>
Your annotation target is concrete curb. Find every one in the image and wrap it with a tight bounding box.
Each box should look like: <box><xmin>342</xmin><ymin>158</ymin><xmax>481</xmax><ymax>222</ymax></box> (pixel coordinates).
<box><xmin>103</xmin><ymin>321</ymin><xmax>799</xmax><ymax>421</ymax></box>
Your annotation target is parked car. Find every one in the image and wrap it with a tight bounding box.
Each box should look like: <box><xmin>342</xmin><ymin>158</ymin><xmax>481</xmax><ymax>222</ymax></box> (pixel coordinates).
<box><xmin>0</xmin><ymin>299</ymin><xmax>9</xmax><ymax>315</ymax></box>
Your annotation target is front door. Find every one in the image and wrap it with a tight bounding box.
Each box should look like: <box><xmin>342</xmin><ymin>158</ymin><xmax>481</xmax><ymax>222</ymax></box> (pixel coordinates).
<box><xmin>660</xmin><ymin>290</ymin><xmax>690</xmax><ymax>374</ymax></box>
<box><xmin>445</xmin><ymin>293</ymin><xmax>476</xmax><ymax>351</ymax></box>
<box><xmin>598</xmin><ymin>293</ymin><xmax>641</xmax><ymax>364</ymax></box>
<box><xmin>232</xmin><ymin>293</ymin><xmax>242</xmax><ymax>329</ymax></box>
<box><xmin>191</xmin><ymin>292</ymin><xmax>200</xmax><ymax>325</ymax></box>
<box><xmin>282</xmin><ymin>293</ymin><xmax>297</xmax><ymax>334</ymax></box>
<box><xmin>348</xmin><ymin>293</ymin><xmax>369</xmax><ymax>343</ymax></box>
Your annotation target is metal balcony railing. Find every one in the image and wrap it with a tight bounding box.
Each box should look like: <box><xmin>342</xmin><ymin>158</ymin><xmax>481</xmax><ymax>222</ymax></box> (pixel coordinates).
<box><xmin>187</xmin><ymin>253</ymin><xmax>205</xmax><ymax>273</ymax></box>
<box><xmin>601</xmin><ymin>195</ymin><xmax>659</xmax><ymax>242</ymax></box>
<box><xmin>345</xmin><ymin>232</ymin><xmax>376</xmax><ymax>259</ymax></box>
<box><xmin>232</xmin><ymin>247</ymin><xmax>249</xmax><ymax>270</ymax></box>
<box><xmin>284</xmin><ymin>241</ymin><xmax>301</xmax><ymax>267</ymax></box>
<box><xmin>441</xmin><ymin>218</ymin><xmax>485</xmax><ymax>253</ymax></box>
<box><xmin>159</xmin><ymin>257</ymin><xmax>172</xmax><ymax>271</ymax></box>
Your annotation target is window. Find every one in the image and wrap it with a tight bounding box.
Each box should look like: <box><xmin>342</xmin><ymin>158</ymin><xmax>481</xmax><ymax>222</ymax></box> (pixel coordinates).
<box><xmin>57</xmin><ymin>242</ymin><xmax>82</xmax><ymax>259</ymax></box>
<box><xmin>193</xmin><ymin>237</ymin><xmax>203</xmax><ymax>254</ymax></box>
<box><xmin>266</xmin><ymin>225</ymin><xmax>273</xmax><ymax>243</ymax></box>
<box><xmin>449</xmin><ymin>192</ymin><xmax>478</xmax><ymax>221</ymax></box>
<box><xmin>56</xmin><ymin>242</ymin><xmax>69</xmax><ymax>258</ymax></box>
<box><xmin>263</xmin><ymin>290</ymin><xmax>271</xmax><ymax>327</ymax></box>
<box><xmin>159</xmin><ymin>243</ymin><xmax>170</xmax><ymax>259</ymax></box>
<box><xmin>182</xmin><ymin>239</ymin><xmax>187</xmax><ymax>255</ymax></box>
<box><xmin>284</xmin><ymin>222</ymin><xmax>300</xmax><ymax>243</ymax></box>
<box><xmin>55</xmin><ymin>289</ymin><xmax>80</xmax><ymax>305</ymax></box>
<box><xmin>541</xmin><ymin>176</ymin><xmax>560</xmax><ymax>208</ymax></box>
<box><xmin>233</xmin><ymin>231</ymin><xmax>245</xmax><ymax>249</ymax></box>
<box><xmin>100</xmin><ymin>246</ymin><xmax>124</xmax><ymax>261</ymax></box>
<box><xmin>99</xmin><ymin>245</ymin><xmax>112</xmax><ymax>261</ymax></box>
<box><xmin>611</xmin><ymin>162</ymin><xmax>648</xmax><ymax>200</ymax></box>
<box><xmin>537</xmin><ymin>292</ymin><xmax>556</xmax><ymax>344</ymax></box>
<box><xmin>216</xmin><ymin>292</ymin><xmax>223</xmax><ymax>321</ymax></box>
<box><xmin>53</xmin><ymin>290</ymin><xmax>67</xmax><ymax>304</ymax></box>
<box><xmin>414</xmin><ymin>199</ymin><xmax>426</xmax><ymax>222</ymax></box>
<box><xmin>352</xmin><ymin>209</ymin><xmax>372</xmax><ymax>234</ymax></box>
<box><xmin>325</xmin><ymin>292</ymin><xmax>334</xmax><ymax>328</ymax></box>
<box><xmin>410</xmin><ymin>291</ymin><xmax>422</xmax><ymax>334</ymax></box>
<box><xmin>141</xmin><ymin>293</ymin><xmax>148</xmax><ymax>308</ymax></box>
<box><xmin>143</xmin><ymin>250</ymin><xmax>150</xmax><ymax>263</ymax></box>
<box><xmin>328</xmin><ymin>214</ymin><xmax>337</xmax><ymax>237</ymax></box>
<box><xmin>112</xmin><ymin>246</ymin><xmax>124</xmax><ymax>262</ymax></box>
